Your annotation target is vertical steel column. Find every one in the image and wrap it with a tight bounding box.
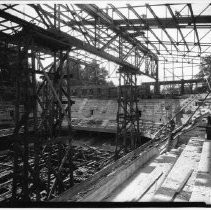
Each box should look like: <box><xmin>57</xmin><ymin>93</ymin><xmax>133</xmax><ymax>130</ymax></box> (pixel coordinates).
<box><xmin>12</xmin><ymin>36</ymin><xmax>31</xmax><ymax>201</ymax></box>
<box><xmin>115</xmin><ymin>67</ymin><xmax>140</xmax><ymax>159</ymax></box>
<box><xmin>22</xmin><ymin>38</ymin><xmax>30</xmax><ymax>201</ymax></box>
<box><xmin>31</xmin><ymin>41</ymin><xmax>40</xmax><ymax>201</ymax></box>
<box><xmin>12</xmin><ymin>46</ymin><xmax>21</xmax><ymax>201</ymax></box>
<box><xmin>66</xmin><ymin>55</ymin><xmax>74</xmax><ymax>187</ymax></box>
<box><xmin>164</xmin><ymin>59</ymin><xmax>166</xmax><ymax>81</ymax></box>
<box><xmin>154</xmin><ymin>60</ymin><xmax>160</xmax><ymax>94</ymax></box>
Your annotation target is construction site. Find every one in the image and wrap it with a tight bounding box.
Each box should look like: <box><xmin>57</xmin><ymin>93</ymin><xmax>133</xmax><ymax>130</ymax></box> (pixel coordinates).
<box><xmin>0</xmin><ymin>1</ymin><xmax>211</xmax><ymax>207</ymax></box>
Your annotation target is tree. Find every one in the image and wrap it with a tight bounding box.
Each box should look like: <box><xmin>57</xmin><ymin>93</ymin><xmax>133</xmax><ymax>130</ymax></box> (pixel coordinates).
<box><xmin>196</xmin><ymin>55</ymin><xmax>211</xmax><ymax>79</ymax></box>
<box><xmin>80</xmin><ymin>59</ymin><xmax>114</xmax><ymax>86</ymax></box>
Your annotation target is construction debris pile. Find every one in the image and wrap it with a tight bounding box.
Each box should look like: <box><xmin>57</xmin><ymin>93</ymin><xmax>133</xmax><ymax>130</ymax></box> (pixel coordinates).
<box><xmin>72</xmin><ymin>144</ymin><xmax>114</xmax><ymax>183</ymax></box>
<box><xmin>0</xmin><ymin>142</ymin><xmax>114</xmax><ymax>202</ymax></box>
<box><xmin>0</xmin><ymin>151</ymin><xmax>13</xmax><ymax>202</ymax></box>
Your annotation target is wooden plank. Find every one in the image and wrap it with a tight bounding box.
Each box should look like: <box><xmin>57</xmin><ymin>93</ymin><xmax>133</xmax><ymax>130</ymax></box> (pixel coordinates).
<box><xmin>131</xmin><ymin>167</ymin><xmax>163</xmax><ymax>201</ymax></box>
<box><xmin>104</xmin><ymin>167</ymin><xmax>163</xmax><ymax>202</ymax></box>
<box><xmin>80</xmin><ymin>148</ymin><xmax>159</xmax><ymax>201</ymax></box>
<box><xmin>175</xmin><ymin>169</ymin><xmax>193</xmax><ymax>194</ymax></box>
<box><xmin>140</xmin><ymin>148</ymin><xmax>182</xmax><ymax>202</ymax></box>
<box><xmin>52</xmin><ymin>143</ymin><xmax>158</xmax><ymax>201</ymax></box>
<box><xmin>153</xmin><ymin>137</ymin><xmax>204</xmax><ymax>202</ymax></box>
<box><xmin>197</xmin><ymin>141</ymin><xmax>211</xmax><ymax>173</ymax></box>
<box><xmin>190</xmin><ymin>141</ymin><xmax>211</xmax><ymax>204</ymax></box>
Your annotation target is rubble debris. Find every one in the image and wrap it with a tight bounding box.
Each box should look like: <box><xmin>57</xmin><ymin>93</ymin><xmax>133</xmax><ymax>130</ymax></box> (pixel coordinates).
<box><xmin>0</xmin><ymin>141</ymin><xmax>114</xmax><ymax>202</ymax></box>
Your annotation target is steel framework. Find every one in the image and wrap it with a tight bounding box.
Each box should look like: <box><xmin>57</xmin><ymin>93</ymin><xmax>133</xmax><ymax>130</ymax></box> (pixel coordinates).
<box><xmin>0</xmin><ymin>3</ymin><xmax>211</xmax><ymax>202</ymax></box>
<box><xmin>7</xmin><ymin>33</ymin><xmax>75</xmax><ymax>201</ymax></box>
<box><xmin>115</xmin><ymin>67</ymin><xmax>140</xmax><ymax>158</ymax></box>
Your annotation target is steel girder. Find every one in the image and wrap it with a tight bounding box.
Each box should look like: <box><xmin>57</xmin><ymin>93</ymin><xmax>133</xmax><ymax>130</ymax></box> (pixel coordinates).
<box><xmin>0</xmin><ymin>9</ymin><xmax>157</xmax><ymax>77</ymax></box>
<box><xmin>187</xmin><ymin>4</ymin><xmax>201</xmax><ymax>53</ymax></box>
<box><xmin>76</xmin><ymin>4</ymin><xmax>158</xmax><ymax>62</ymax></box>
<box><xmin>142</xmin><ymin>78</ymin><xmax>204</xmax><ymax>86</ymax></box>
<box><xmin>70</xmin><ymin>15</ymin><xmax>211</xmax><ymax>28</ymax></box>
<box><xmin>127</xmin><ymin>4</ymin><xmax>170</xmax><ymax>55</ymax></box>
<box><xmin>166</xmin><ymin>4</ymin><xmax>190</xmax><ymax>52</ymax></box>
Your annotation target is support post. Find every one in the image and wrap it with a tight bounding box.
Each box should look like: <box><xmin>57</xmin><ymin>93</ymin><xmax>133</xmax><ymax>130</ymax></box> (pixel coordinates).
<box><xmin>12</xmin><ymin>37</ymin><xmax>31</xmax><ymax>201</ymax></box>
<box><xmin>115</xmin><ymin>66</ymin><xmax>140</xmax><ymax>159</ymax></box>
<box><xmin>66</xmin><ymin>54</ymin><xmax>74</xmax><ymax>188</ymax></box>
<box><xmin>181</xmin><ymin>79</ymin><xmax>184</xmax><ymax>95</ymax></box>
<box><xmin>154</xmin><ymin>60</ymin><xmax>160</xmax><ymax>94</ymax></box>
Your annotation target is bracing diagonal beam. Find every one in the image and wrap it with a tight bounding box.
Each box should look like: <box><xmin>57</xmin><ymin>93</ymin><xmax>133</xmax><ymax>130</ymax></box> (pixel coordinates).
<box><xmin>166</xmin><ymin>4</ymin><xmax>190</xmax><ymax>52</ymax></box>
<box><xmin>188</xmin><ymin>4</ymin><xmax>201</xmax><ymax>53</ymax></box>
<box><xmin>127</xmin><ymin>4</ymin><xmax>170</xmax><ymax>55</ymax></box>
<box><xmin>123</xmin><ymin>46</ymin><xmax>135</xmax><ymax>60</ymax></box>
<box><xmin>76</xmin><ymin>4</ymin><xmax>158</xmax><ymax>61</ymax></box>
<box><xmin>2</xmin><ymin>4</ymin><xmax>18</xmax><ymax>11</ymax></box>
<box><xmin>41</xmin><ymin>4</ymin><xmax>119</xmax><ymax>53</ymax></box>
<box><xmin>109</xmin><ymin>4</ymin><xmax>160</xmax><ymax>55</ymax></box>
<box><xmin>100</xmin><ymin>33</ymin><xmax>119</xmax><ymax>51</ymax></box>
<box><xmin>30</xmin><ymin>5</ymin><xmax>51</xmax><ymax>28</ymax></box>
<box><xmin>0</xmin><ymin>10</ymin><xmax>155</xmax><ymax>76</ymax></box>
<box><xmin>146</xmin><ymin>4</ymin><xmax>180</xmax><ymax>52</ymax></box>
<box><xmin>66</xmin><ymin>4</ymin><xmax>91</xmax><ymax>46</ymax></box>
<box><xmin>35</xmin><ymin>55</ymin><xmax>71</xmax><ymax>124</ymax></box>
<box><xmin>36</xmin><ymin>4</ymin><xmax>54</xmax><ymax>27</ymax></box>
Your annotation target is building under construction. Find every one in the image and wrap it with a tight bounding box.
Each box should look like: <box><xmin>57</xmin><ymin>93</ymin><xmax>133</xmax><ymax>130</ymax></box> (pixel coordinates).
<box><xmin>0</xmin><ymin>2</ymin><xmax>211</xmax><ymax>206</ymax></box>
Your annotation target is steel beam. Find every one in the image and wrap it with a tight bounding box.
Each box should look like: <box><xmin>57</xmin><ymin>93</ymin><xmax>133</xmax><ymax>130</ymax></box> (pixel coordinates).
<box><xmin>127</xmin><ymin>4</ymin><xmax>170</xmax><ymax>54</ymax></box>
<box><xmin>31</xmin><ymin>5</ymin><xmax>51</xmax><ymax>28</ymax></box>
<box><xmin>142</xmin><ymin>78</ymin><xmax>204</xmax><ymax>86</ymax></box>
<box><xmin>31</xmin><ymin>4</ymin><xmax>54</xmax><ymax>28</ymax></box>
<box><xmin>109</xmin><ymin>3</ymin><xmax>160</xmax><ymax>55</ymax></box>
<box><xmin>100</xmin><ymin>33</ymin><xmax>119</xmax><ymax>51</ymax></box>
<box><xmin>68</xmin><ymin>16</ymin><xmax>211</xmax><ymax>28</ymax></box>
<box><xmin>166</xmin><ymin>4</ymin><xmax>190</xmax><ymax>52</ymax></box>
<box><xmin>76</xmin><ymin>4</ymin><xmax>158</xmax><ymax>61</ymax></box>
<box><xmin>0</xmin><ymin>10</ymin><xmax>156</xmax><ymax>76</ymax></box>
<box><xmin>188</xmin><ymin>4</ymin><xmax>201</xmax><ymax>53</ymax></box>
<box><xmin>43</xmin><ymin>4</ymin><xmax>121</xmax><ymax>54</ymax></box>
<box><xmin>146</xmin><ymin>4</ymin><xmax>179</xmax><ymax>52</ymax></box>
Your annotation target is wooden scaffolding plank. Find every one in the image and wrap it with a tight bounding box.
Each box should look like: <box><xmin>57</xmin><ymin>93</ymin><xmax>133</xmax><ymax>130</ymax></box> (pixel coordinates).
<box><xmin>152</xmin><ymin>137</ymin><xmax>204</xmax><ymax>202</ymax></box>
<box><xmin>190</xmin><ymin>140</ymin><xmax>211</xmax><ymax>204</ymax></box>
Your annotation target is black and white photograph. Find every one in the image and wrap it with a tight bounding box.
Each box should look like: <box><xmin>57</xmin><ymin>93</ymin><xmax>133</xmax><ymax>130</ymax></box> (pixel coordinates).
<box><xmin>0</xmin><ymin>0</ymin><xmax>210</xmax><ymax>207</ymax></box>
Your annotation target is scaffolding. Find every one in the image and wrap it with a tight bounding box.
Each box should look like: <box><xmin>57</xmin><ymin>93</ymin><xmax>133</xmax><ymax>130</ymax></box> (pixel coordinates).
<box><xmin>115</xmin><ymin>67</ymin><xmax>140</xmax><ymax>158</ymax></box>
<box><xmin>6</xmin><ymin>34</ymin><xmax>75</xmax><ymax>201</ymax></box>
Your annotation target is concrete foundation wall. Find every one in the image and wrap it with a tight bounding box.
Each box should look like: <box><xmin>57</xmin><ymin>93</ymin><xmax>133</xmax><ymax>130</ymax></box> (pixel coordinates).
<box><xmin>72</xmin><ymin>98</ymin><xmax>180</xmax><ymax>123</ymax></box>
<box><xmin>0</xmin><ymin>97</ymin><xmax>182</xmax><ymax>135</ymax></box>
<box><xmin>67</xmin><ymin>97</ymin><xmax>181</xmax><ymax>135</ymax></box>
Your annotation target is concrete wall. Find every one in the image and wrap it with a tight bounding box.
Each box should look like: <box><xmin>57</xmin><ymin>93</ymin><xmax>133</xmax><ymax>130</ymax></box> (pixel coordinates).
<box><xmin>0</xmin><ymin>97</ymin><xmax>183</xmax><ymax>136</ymax></box>
<box><xmin>65</xmin><ymin>97</ymin><xmax>181</xmax><ymax>136</ymax></box>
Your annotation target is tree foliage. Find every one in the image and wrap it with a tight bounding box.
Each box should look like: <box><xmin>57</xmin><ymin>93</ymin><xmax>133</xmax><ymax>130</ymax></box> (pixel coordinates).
<box><xmin>79</xmin><ymin>60</ymin><xmax>114</xmax><ymax>86</ymax></box>
<box><xmin>44</xmin><ymin>59</ymin><xmax>114</xmax><ymax>87</ymax></box>
<box><xmin>196</xmin><ymin>55</ymin><xmax>211</xmax><ymax>79</ymax></box>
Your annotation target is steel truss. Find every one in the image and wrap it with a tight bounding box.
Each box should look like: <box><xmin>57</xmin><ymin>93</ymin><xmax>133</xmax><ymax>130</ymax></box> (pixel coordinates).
<box><xmin>115</xmin><ymin>67</ymin><xmax>140</xmax><ymax>158</ymax></box>
<box><xmin>8</xmin><ymin>34</ymin><xmax>75</xmax><ymax>201</ymax></box>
